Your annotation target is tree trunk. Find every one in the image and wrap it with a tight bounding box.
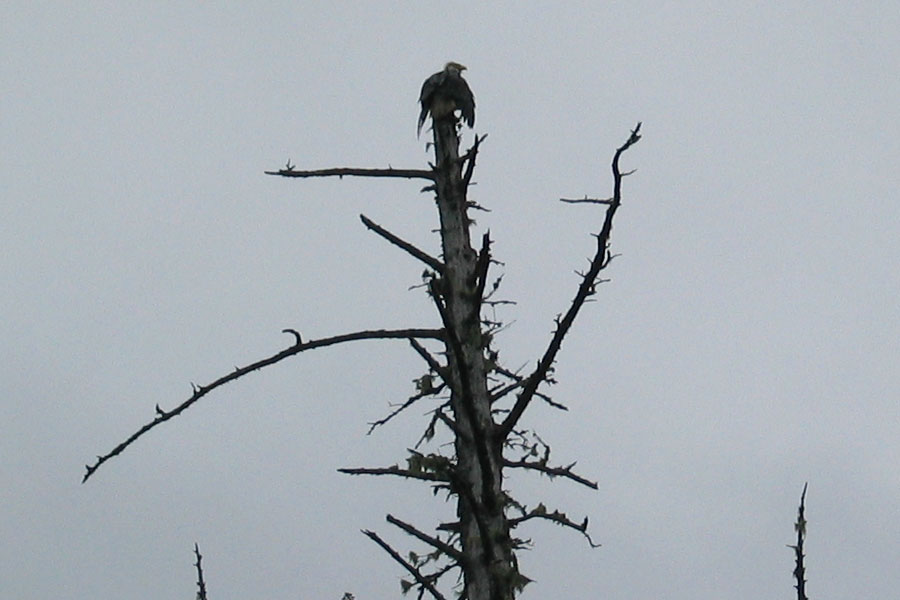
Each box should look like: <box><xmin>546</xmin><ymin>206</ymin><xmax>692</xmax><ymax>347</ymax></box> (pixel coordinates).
<box><xmin>431</xmin><ymin>117</ymin><xmax>516</xmax><ymax>600</ymax></box>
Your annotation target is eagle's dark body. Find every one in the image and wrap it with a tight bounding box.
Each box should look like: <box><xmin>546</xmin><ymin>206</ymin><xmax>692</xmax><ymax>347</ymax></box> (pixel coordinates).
<box><xmin>417</xmin><ymin>62</ymin><xmax>475</xmax><ymax>137</ymax></box>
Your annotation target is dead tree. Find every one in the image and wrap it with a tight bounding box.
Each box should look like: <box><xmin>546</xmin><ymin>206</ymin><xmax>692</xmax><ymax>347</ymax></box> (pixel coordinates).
<box><xmin>788</xmin><ymin>483</ymin><xmax>809</xmax><ymax>600</ymax></box>
<box><xmin>83</xmin><ymin>67</ymin><xmax>641</xmax><ymax>600</ymax></box>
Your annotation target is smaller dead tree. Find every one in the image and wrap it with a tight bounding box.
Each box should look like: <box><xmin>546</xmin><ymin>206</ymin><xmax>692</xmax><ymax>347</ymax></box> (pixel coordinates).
<box><xmin>83</xmin><ymin>65</ymin><xmax>640</xmax><ymax>600</ymax></box>
<box><xmin>788</xmin><ymin>483</ymin><xmax>809</xmax><ymax>600</ymax></box>
<box><xmin>193</xmin><ymin>544</ymin><xmax>208</xmax><ymax>600</ymax></box>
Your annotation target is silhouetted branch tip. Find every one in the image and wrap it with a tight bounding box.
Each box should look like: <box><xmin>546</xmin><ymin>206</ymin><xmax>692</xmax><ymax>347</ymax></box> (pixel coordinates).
<box><xmin>281</xmin><ymin>328</ymin><xmax>303</xmax><ymax>345</ymax></box>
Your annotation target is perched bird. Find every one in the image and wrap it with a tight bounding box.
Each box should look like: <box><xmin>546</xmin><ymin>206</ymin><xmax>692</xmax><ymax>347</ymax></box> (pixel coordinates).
<box><xmin>417</xmin><ymin>62</ymin><xmax>475</xmax><ymax>137</ymax></box>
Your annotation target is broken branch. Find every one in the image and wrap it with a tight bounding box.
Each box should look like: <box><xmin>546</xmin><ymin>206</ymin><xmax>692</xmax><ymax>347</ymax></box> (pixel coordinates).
<box><xmin>360</xmin><ymin>214</ymin><xmax>444</xmax><ymax>273</ymax></box>
<box><xmin>386</xmin><ymin>514</ymin><xmax>464</xmax><ymax>563</ymax></box>
<box><xmin>265</xmin><ymin>166</ymin><xmax>434</xmax><ymax>181</ymax></box>
<box><xmin>338</xmin><ymin>465</ymin><xmax>450</xmax><ymax>483</ymax></box>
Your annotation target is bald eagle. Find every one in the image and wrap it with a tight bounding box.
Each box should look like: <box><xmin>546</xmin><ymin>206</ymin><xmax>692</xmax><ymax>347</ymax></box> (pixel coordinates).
<box><xmin>417</xmin><ymin>62</ymin><xmax>475</xmax><ymax>137</ymax></box>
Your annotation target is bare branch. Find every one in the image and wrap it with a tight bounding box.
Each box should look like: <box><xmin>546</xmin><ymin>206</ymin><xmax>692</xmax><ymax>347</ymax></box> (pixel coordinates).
<box><xmin>386</xmin><ymin>514</ymin><xmax>465</xmax><ymax>563</ymax></box>
<box><xmin>414</xmin><ymin>404</ymin><xmax>456</xmax><ymax>449</ymax></box>
<box><xmin>559</xmin><ymin>196</ymin><xmax>613</xmax><ymax>205</ymax></box>
<box><xmin>471</xmin><ymin>231</ymin><xmax>491</xmax><ymax>317</ymax></box>
<box><xmin>363</xmin><ymin>530</ymin><xmax>449</xmax><ymax>600</ymax></box>
<box><xmin>265</xmin><ymin>165</ymin><xmax>434</xmax><ymax>181</ymax></box>
<box><xmin>193</xmin><ymin>544</ymin><xmax>208</xmax><ymax>600</ymax></box>
<box><xmin>83</xmin><ymin>327</ymin><xmax>444</xmax><ymax>482</ymax></box>
<box><xmin>503</xmin><ymin>459</ymin><xmax>597</xmax><ymax>489</ymax></box>
<box><xmin>461</xmin><ymin>134</ymin><xmax>486</xmax><ymax>188</ymax></box>
<box><xmin>434</xmin><ymin>408</ymin><xmax>458</xmax><ymax>432</ymax></box>
<box><xmin>408</xmin><ymin>339</ymin><xmax>449</xmax><ymax>383</ymax></box>
<box><xmin>338</xmin><ymin>465</ymin><xmax>450</xmax><ymax>483</ymax></box>
<box><xmin>489</xmin><ymin>365</ymin><xmax>567</xmax><ymax>410</ymax></box>
<box><xmin>488</xmin><ymin>380</ymin><xmax>523</xmax><ymax>403</ymax></box>
<box><xmin>367</xmin><ymin>382</ymin><xmax>447</xmax><ymax>434</ymax></box>
<box><xmin>360</xmin><ymin>214</ymin><xmax>444</xmax><ymax>273</ymax></box>
<box><xmin>497</xmin><ymin>123</ymin><xmax>641</xmax><ymax>440</ymax></box>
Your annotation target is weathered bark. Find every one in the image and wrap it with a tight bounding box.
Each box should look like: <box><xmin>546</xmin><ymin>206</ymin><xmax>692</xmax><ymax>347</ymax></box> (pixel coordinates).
<box><xmin>430</xmin><ymin>116</ymin><xmax>516</xmax><ymax>600</ymax></box>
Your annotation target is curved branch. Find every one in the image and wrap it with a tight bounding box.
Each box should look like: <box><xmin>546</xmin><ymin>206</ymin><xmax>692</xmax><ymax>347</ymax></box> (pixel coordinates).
<box><xmin>509</xmin><ymin>505</ymin><xmax>600</xmax><ymax>548</ymax></box>
<box><xmin>83</xmin><ymin>327</ymin><xmax>444</xmax><ymax>483</ymax></box>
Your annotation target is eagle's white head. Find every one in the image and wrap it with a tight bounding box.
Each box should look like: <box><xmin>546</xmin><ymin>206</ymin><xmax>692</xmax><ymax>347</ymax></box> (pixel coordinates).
<box><xmin>444</xmin><ymin>61</ymin><xmax>467</xmax><ymax>74</ymax></box>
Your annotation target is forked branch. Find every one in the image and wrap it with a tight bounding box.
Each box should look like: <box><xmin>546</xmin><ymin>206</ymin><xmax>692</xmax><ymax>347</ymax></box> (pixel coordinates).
<box><xmin>497</xmin><ymin>123</ymin><xmax>641</xmax><ymax>440</ymax></box>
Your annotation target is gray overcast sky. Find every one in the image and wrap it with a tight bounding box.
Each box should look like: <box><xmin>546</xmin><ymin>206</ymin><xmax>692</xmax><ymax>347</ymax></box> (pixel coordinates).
<box><xmin>3</xmin><ymin>2</ymin><xmax>899</xmax><ymax>599</ymax></box>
